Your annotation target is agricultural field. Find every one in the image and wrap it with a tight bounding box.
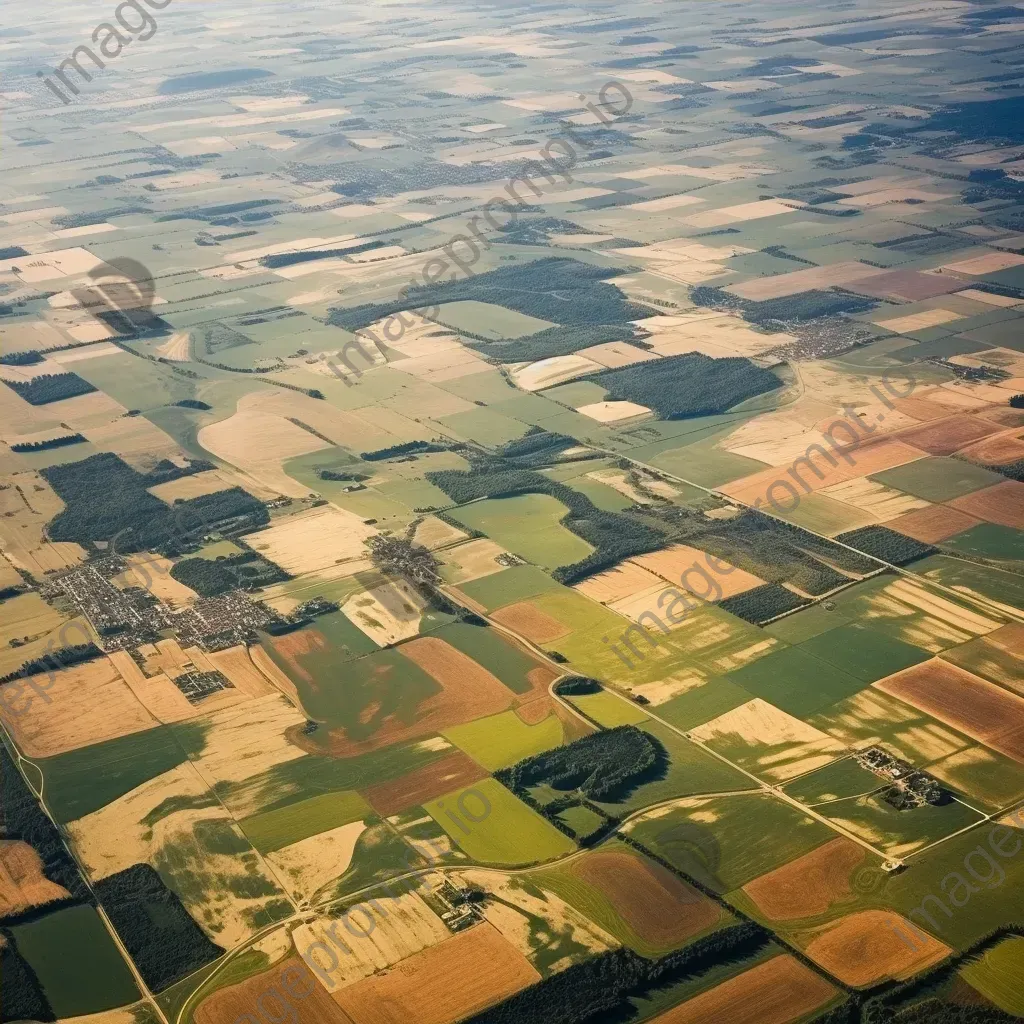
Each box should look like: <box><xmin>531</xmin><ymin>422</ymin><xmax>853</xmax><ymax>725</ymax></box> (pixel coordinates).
<box><xmin>4</xmin><ymin>0</ymin><xmax>1024</xmax><ymax>1021</ymax></box>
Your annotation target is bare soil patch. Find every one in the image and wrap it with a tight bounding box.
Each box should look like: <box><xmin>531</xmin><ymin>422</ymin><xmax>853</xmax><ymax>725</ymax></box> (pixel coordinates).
<box><xmin>742</xmin><ymin>838</ymin><xmax>865</xmax><ymax>922</ymax></box>
<box><xmin>491</xmin><ymin>602</ymin><xmax>571</xmax><ymax>643</ymax></box>
<box><xmin>803</xmin><ymin>910</ymin><xmax>950</xmax><ymax>986</ymax></box>
<box><xmin>651</xmin><ymin>954</ymin><xmax>837</xmax><ymax>1024</ymax></box>
<box><xmin>958</xmin><ymin>428</ymin><xmax>1024</xmax><ymax>467</ymax></box>
<box><xmin>875</xmin><ymin>659</ymin><xmax>1024</xmax><ymax>763</ymax></box>
<box><xmin>574</xmin><ymin>850</ymin><xmax>720</xmax><ymax>946</ymax></box>
<box><xmin>364</xmin><ymin>751</ymin><xmax>489</xmax><ymax>816</ymax></box>
<box><xmin>886</xmin><ymin>505</ymin><xmax>981</xmax><ymax>544</ymax></box>
<box><xmin>335</xmin><ymin>923</ymin><xmax>539</xmax><ymax>1024</ymax></box>
<box><xmin>895</xmin><ymin>415</ymin><xmax>1002</xmax><ymax>457</ymax></box>
<box><xmin>949</xmin><ymin>481</ymin><xmax>1024</xmax><ymax>529</ymax></box>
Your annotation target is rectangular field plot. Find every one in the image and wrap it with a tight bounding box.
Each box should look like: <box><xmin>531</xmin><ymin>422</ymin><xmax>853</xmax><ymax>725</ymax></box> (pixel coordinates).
<box><xmin>443</xmin><ymin>708</ymin><xmax>564</xmax><ymax>770</ymax></box>
<box><xmin>239</xmin><ymin>790</ymin><xmax>371</xmax><ymax>853</ymax></box>
<box><xmin>871</xmin><ymin>457</ymin><xmax>1005</xmax><ymax>502</ymax></box>
<box><xmin>567</xmin><ymin>690</ymin><xmax>651</xmax><ymax>728</ymax></box>
<box><xmin>796</xmin><ymin>623</ymin><xmax>931</xmax><ymax>683</ymax></box>
<box><xmin>432</xmin><ymin>621</ymin><xmax>553</xmax><ymax>695</ymax></box>
<box><xmin>453</xmin><ymin>564</ymin><xmax>565</xmax><ymax>612</ymax></box>
<box><xmin>425</xmin><ymin>778</ymin><xmax>575</xmax><ymax>866</ymax></box>
<box><xmin>783</xmin><ymin>757</ymin><xmax>886</xmax><ymax>806</ymax></box>
<box><xmin>627</xmin><ymin>793</ymin><xmax>835</xmax><ymax>893</ymax></box>
<box><xmin>928</xmin><ymin>746</ymin><xmax>1024</xmax><ymax>811</ymax></box>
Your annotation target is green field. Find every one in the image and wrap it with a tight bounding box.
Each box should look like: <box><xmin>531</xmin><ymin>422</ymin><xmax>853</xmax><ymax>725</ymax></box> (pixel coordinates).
<box><xmin>871</xmin><ymin>457</ymin><xmax>1005</xmax><ymax>502</ymax></box>
<box><xmin>568</xmin><ymin>690</ymin><xmax>650</xmax><ymax>727</ymax></box>
<box><xmin>960</xmin><ymin>936</ymin><xmax>1024</xmax><ymax>1014</ymax></box>
<box><xmin>434</xmin><ymin>621</ymin><xmax>545</xmax><ymax>695</ymax></box>
<box><xmin>926</xmin><ymin>745</ymin><xmax>1024</xmax><ymax>811</ymax></box>
<box><xmin>629</xmin><ymin>793</ymin><xmax>835</xmax><ymax>893</ymax></box>
<box><xmin>239</xmin><ymin>790</ymin><xmax>371</xmax><ymax>853</ymax></box>
<box><xmin>448</xmin><ymin>494</ymin><xmax>594</xmax><ymax>569</ymax></box>
<box><xmin>914</xmin><ymin>554</ymin><xmax>1024</xmax><ymax>609</ymax></box>
<box><xmin>940</xmin><ymin>633</ymin><xmax>1023</xmax><ymax>690</ymax></box>
<box><xmin>725</xmin><ymin>645</ymin><xmax>866</xmax><ymax>717</ymax></box>
<box><xmin>433</xmin><ymin>300</ymin><xmax>556</xmax><ymax>339</ymax></box>
<box><xmin>655</xmin><ymin>677</ymin><xmax>757</xmax><ymax>732</ymax></box>
<box><xmin>783</xmin><ymin>757</ymin><xmax>885</xmax><ymax>806</ymax></box>
<box><xmin>425</xmin><ymin>778</ymin><xmax>575</xmax><ymax>866</ymax></box>
<box><xmin>40</xmin><ymin>726</ymin><xmax>196</xmax><ymax>823</ymax></box>
<box><xmin>770</xmin><ymin>492</ymin><xmax>876</xmax><ymax>537</ymax></box>
<box><xmin>443</xmin><ymin>709</ymin><xmax>564</xmax><ymax>770</ymax></box>
<box><xmin>557</xmin><ymin>804</ymin><xmax>608</xmax><ymax>838</ymax></box>
<box><xmin>455</xmin><ymin>564</ymin><xmax>566</xmax><ymax>611</ymax></box>
<box><xmin>796</xmin><ymin>622</ymin><xmax>931</xmax><ymax>683</ymax></box>
<box><xmin>942</xmin><ymin>523</ymin><xmax>1024</xmax><ymax>563</ymax></box>
<box><xmin>10</xmin><ymin>905</ymin><xmax>140</xmax><ymax>1016</ymax></box>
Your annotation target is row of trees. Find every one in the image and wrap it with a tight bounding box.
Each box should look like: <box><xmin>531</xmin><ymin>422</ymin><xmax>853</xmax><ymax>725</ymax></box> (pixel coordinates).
<box><xmin>10</xmin><ymin>434</ymin><xmax>85</xmax><ymax>453</ymax></box>
<box><xmin>4</xmin><ymin>373</ymin><xmax>97</xmax><ymax>406</ymax></box>
<box><xmin>0</xmin><ymin>643</ymin><xmax>103</xmax><ymax>685</ymax></box>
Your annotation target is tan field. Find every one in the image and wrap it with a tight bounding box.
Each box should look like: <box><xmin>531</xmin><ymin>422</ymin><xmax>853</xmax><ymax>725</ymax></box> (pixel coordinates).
<box><xmin>342</xmin><ymin>579</ymin><xmax>427</xmax><ymax>646</ymax></box>
<box><xmin>0</xmin><ymin>471</ymin><xmax>87</xmax><ymax>575</ymax></box>
<box><xmin>250</xmin><ymin>506</ymin><xmax>378</xmax><ymax>574</ymax></box>
<box><xmin>650</xmin><ymin>955</ymin><xmax>837</xmax><ymax>1024</ymax></box>
<box><xmin>690</xmin><ymin>698</ymin><xmax>845</xmax><ymax>781</ymax></box>
<box><xmin>80</xmin><ymin>415</ymin><xmax>181</xmax><ymax>472</ymax></box>
<box><xmin>820</xmin><ymin>478</ymin><xmax>930</xmax><ymax>522</ymax></box>
<box><xmin>189</xmin><ymin>694</ymin><xmax>308</xmax><ymax>792</ymax></box>
<box><xmin>0</xmin><ymin>840</ymin><xmax>70</xmax><ymax>918</ymax></box>
<box><xmin>0</xmin><ymin>658</ymin><xmax>158</xmax><ymax>757</ymax></box>
<box><xmin>940</xmin><ymin>251</ymin><xmax>1024</xmax><ymax>276</ymax></box>
<box><xmin>199</xmin><ymin>406</ymin><xmax>331</xmax><ymax>498</ymax></box>
<box><xmin>294</xmin><ymin>892</ymin><xmax>451</xmax><ymax>992</ymax></box>
<box><xmin>638</xmin><ymin>312</ymin><xmax>788</xmax><ymax>359</ymax></box>
<box><xmin>249</xmin><ymin>643</ymin><xmax>303</xmax><ymax>705</ymax></box>
<box><xmin>510</xmin><ymin>354</ymin><xmax>605</xmax><ymax>391</ymax></box>
<box><xmin>209</xmin><ymin>646</ymin><xmax>278</xmax><ymax>698</ymax></box>
<box><xmin>577</xmin><ymin>341</ymin><xmax>660</xmax><ymax>369</ymax></box>
<box><xmin>803</xmin><ymin>911</ymin><xmax>950</xmax><ymax>987</ymax></box>
<box><xmin>573</xmin><ymin>561</ymin><xmax>664</xmax><ymax>605</ymax></box>
<box><xmin>440</xmin><ymin>539</ymin><xmax>509</xmax><ymax>582</ymax></box>
<box><xmin>68</xmin><ymin>762</ymin><xmax>286</xmax><ymax>948</ymax></box>
<box><xmin>148</xmin><ymin>467</ymin><xmax>273</xmax><ymax>502</ymax></box>
<box><xmin>112</xmin><ymin>553</ymin><xmax>197</xmax><ymax>608</ymax></box>
<box><xmin>577</xmin><ymin>400</ymin><xmax>653</xmax><ymax>423</ymax></box>
<box><xmin>682</xmin><ymin>199</ymin><xmax>798</xmax><ymax>229</ymax></box>
<box><xmin>895</xmin><ymin>414</ymin><xmax>1003</xmax><ymax>457</ymax></box>
<box><xmin>958</xmin><ymin>427</ymin><xmax>1024</xmax><ymax>467</ymax></box>
<box><xmin>267</xmin><ymin>821</ymin><xmax>367</xmax><ymax>901</ymax></box>
<box><xmin>411</xmin><ymin>516</ymin><xmax>466</xmax><ymax>551</ymax></box>
<box><xmin>629</xmin><ymin>544</ymin><xmax>764</xmax><ymax>600</ymax></box>
<box><xmin>109</xmin><ymin>650</ymin><xmax>249</xmax><ymax>724</ymax></box>
<box><xmin>875</xmin><ymin>308</ymin><xmax>962</xmax><ymax>334</ymax></box>
<box><xmin>950</xmin><ymin>480</ymin><xmax>1024</xmax><ymax>529</ymax></box>
<box><xmin>155</xmin><ymin>331</ymin><xmax>192</xmax><ymax>360</ymax></box>
<box><xmin>0</xmin><ymin>592</ymin><xmax>65</xmax><ymax>648</ymax></box>
<box><xmin>743</xmin><ymin>839</ymin><xmax>865</xmax><ymax>922</ymax></box>
<box><xmin>726</xmin><ymin>261</ymin><xmax>884</xmax><ymax>301</ymax></box>
<box><xmin>334</xmin><ymin>923</ymin><xmax>540</xmax><ymax>1024</ymax></box>
<box><xmin>490</xmin><ymin>601</ymin><xmax>571</xmax><ymax>643</ymax></box>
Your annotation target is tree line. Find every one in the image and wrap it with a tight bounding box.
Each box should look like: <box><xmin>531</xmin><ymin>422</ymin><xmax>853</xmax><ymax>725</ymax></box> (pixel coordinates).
<box><xmin>4</xmin><ymin>373</ymin><xmax>97</xmax><ymax>406</ymax></box>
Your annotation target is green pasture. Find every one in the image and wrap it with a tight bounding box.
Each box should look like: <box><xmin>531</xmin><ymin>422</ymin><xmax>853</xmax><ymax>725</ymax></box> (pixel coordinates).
<box><xmin>927</xmin><ymin>746</ymin><xmax>1024</xmax><ymax>812</ymax></box>
<box><xmin>455</xmin><ymin>564</ymin><xmax>565</xmax><ymax>611</ymax></box>
<box><xmin>914</xmin><ymin>554</ymin><xmax>1024</xmax><ymax>609</ymax></box>
<box><xmin>443</xmin><ymin>709</ymin><xmax>564</xmax><ymax>770</ymax></box>
<box><xmin>960</xmin><ymin>936</ymin><xmax>1024</xmax><ymax>1014</ymax></box>
<box><xmin>239</xmin><ymin>790</ymin><xmax>371</xmax><ymax>853</ymax></box>
<box><xmin>796</xmin><ymin>622</ymin><xmax>931</xmax><ymax>683</ymax></box>
<box><xmin>871</xmin><ymin>457</ymin><xmax>1005</xmax><ymax>502</ymax></box>
<box><xmin>433</xmin><ymin>299</ymin><xmax>555</xmax><ymax>339</ymax></box>
<box><xmin>567</xmin><ymin>690</ymin><xmax>650</xmax><ymax>728</ymax></box>
<box><xmin>655</xmin><ymin>677</ymin><xmax>757</xmax><ymax>732</ymax></box>
<box><xmin>783</xmin><ymin>757</ymin><xmax>885</xmax><ymax>806</ymax></box>
<box><xmin>942</xmin><ymin>523</ymin><xmax>1024</xmax><ymax>563</ymax></box>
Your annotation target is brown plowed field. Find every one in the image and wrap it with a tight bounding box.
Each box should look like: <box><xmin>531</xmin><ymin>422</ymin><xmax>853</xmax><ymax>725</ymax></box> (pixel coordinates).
<box><xmin>0</xmin><ymin>841</ymin><xmax>69</xmax><ymax>918</ymax></box>
<box><xmin>525</xmin><ymin>665</ymin><xmax>560</xmax><ymax>696</ymax></box>
<box><xmin>267</xmin><ymin>628</ymin><xmax>328</xmax><ymax>685</ymax></box>
<box><xmin>895</xmin><ymin>415</ymin><xmax>1002</xmax><ymax>456</ymax></box>
<box><xmin>949</xmin><ymin>480</ymin><xmax>1024</xmax><ymax>529</ymax></box>
<box><xmin>364</xmin><ymin>751</ymin><xmax>489</xmax><ymax>816</ymax></box>
<box><xmin>491</xmin><ymin>602</ymin><xmax>570</xmax><ymax>643</ymax></box>
<box><xmin>573</xmin><ymin>850</ymin><xmax>720</xmax><ymax>947</ymax></box>
<box><xmin>803</xmin><ymin>910</ymin><xmax>950</xmax><ymax>987</ymax></box>
<box><xmin>196</xmin><ymin>955</ymin><xmax>353</xmax><ymax>1024</ymax></box>
<box><xmin>335</xmin><ymin>923</ymin><xmax>539</xmax><ymax>1024</ymax></box>
<box><xmin>742</xmin><ymin>838</ymin><xmax>864</xmax><ymax>922</ymax></box>
<box><xmin>958</xmin><ymin>428</ymin><xmax>1024</xmax><ymax>467</ymax></box>
<box><xmin>875</xmin><ymin>659</ymin><xmax>1024</xmax><ymax>763</ymax></box>
<box><xmin>516</xmin><ymin>696</ymin><xmax>555</xmax><ymax>725</ymax></box>
<box><xmin>990</xmin><ymin>623</ymin><xmax>1024</xmax><ymax>657</ymax></box>
<box><xmin>650</xmin><ymin>954</ymin><xmax>837</xmax><ymax>1024</ymax></box>
<box><xmin>850</xmin><ymin>270</ymin><xmax>966</xmax><ymax>301</ymax></box>
<box><xmin>893</xmin><ymin>396</ymin><xmax>961</xmax><ymax>423</ymax></box>
<box><xmin>886</xmin><ymin>505</ymin><xmax>981</xmax><ymax>544</ymax></box>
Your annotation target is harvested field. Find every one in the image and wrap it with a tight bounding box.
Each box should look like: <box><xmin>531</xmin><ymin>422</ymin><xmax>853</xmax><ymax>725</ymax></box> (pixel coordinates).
<box><xmin>894</xmin><ymin>416</ymin><xmax>1003</xmax><ymax>457</ymax></box>
<box><xmin>342</xmin><ymin>579</ymin><xmax>426</xmax><ymax>646</ymax></box>
<box><xmin>195</xmin><ymin>955</ymin><xmax>353</xmax><ymax>1024</ymax></box>
<box><xmin>267</xmin><ymin>820</ymin><xmax>367</xmax><ymax>901</ymax></box>
<box><xmin>363</xmin><ymin>751</ymin><xmax>489</xmax><ymax>816</ymax></box>
<box><xmin>726</xmin><ymin>261</ymin><xmax>884</xmax><ymax>301</ymax></box>
<box><xmin>651</xmin><ymin>954</ymin><xmax>837</xmax><ymax>1024</ymax></box>
<box><xmin>250</xmin><ymin>507</ymin><xmax>378</xmax><ymax>574</ymax></box>
<box><xmin>573</xmin><ymin>562</ymin><xmax>664</xmax><ymax>605</ymax></box>
<box><xmin>113</xmin><ymin>554</ymin><xmax>197</xmax><ymax>608</ymax></box>
<box><xmin>849</xmin><ymin>270</ymin><xmax>967</xmax><ymax>302</ymax></box>
<box><xmin>742</xmin><ymin>838</ymin><xmax>865</xmax><ymax>922</ymax></box>
<box><xmin>990</xmin><ymin>623</ymin><xmax>1024</xmax><ymax>658</ymax></box>
<box><xmin>295</xmin><ymin>893</ymin><xmax>451</xmax><ymax>992</ymax></box>
<box><xmin>148</xmin><ymin>468</ymin><xmax>267</xmax><ymax>503</ymax></box>
<box><xmin>887</xmin><ymin>506</ymin><xmax>981</xmax><ymax>544</ymax></box>
<box><xmin>0</xmin><ymin>658</ymin><xmax>158</xmax><ymax>757</ymax></box>
<box><xmin>411</xmin><ymin>516</ymin><xmax>466</xmax><ymax>551</ymax></box>
<box><xmin>249</xmin><ymin>643</ymin><xmax>302</xmax><ymax>704</ymax></box>
<box><xmin>208</xmin><ymin>646</ymin><xmax>277</xmax><ymax>698</ymax></box>
<box><xmin>0</xmin><ymin>840</ymin><xmax>70</xmax><ymax>918</ymax></box>
<box><xmin>721</xmin><ymin>440</ymin><xmax>927</xmax><ymax>505</ymax></box>
<box><xmin>949</xmin><ymin>481</ymin><xmax>1024</xmax><ymax>530</ymax></box>
<box><xmin>572</xmin><ymin>850</ymin><xmax>720</xmax><ymax>947</ymax></box>
<box><xmin>577</xmin><ymin>400</ymin><xmax>652</xmax><ymax>423</ymax></box>
<box><xmin>629</xmin><ymin>544</ymin><xmax>764</xmax><ymax>601</ymax></box>
<box><xmin>578</xmin><ymin>341</ymin><xmax>660</xmax><ymax>369</ymax></box>
<box><xmin>803</xmin><ymin>910</ymin><xmax>951</xmax><ymax>986</ymax></box>
<box><xmin>875</xmin><ymin>309</ymin><xmax>963</xmax><ymax>334</ymax></box>
<box><xmin>820</xmin><ymin>478</ymin><xmax>929</xmax><ymax>522</ymax></box>
<box><xmin>682</xmin><ymin>199</ymin><xmax>798</xmax><ymax>229</ymax></box>
<box><xmin>690</xmin><ymin>698</ymin><xmax>845</xmax><ymax>782</ymax></box>
<box><xmin>874</xmin><ymin>659</ymin><xmax>1024</xmax><ymax>764</ymax></box>
<box><xmin>334</xmin><ymin>923</ymin><xmax>539</xmax><ymax>1024</ymax></box>
<box><xmin>511</xmin><ymin>354</ymin><xmax>604</xmax><ymax>392</ymax></box>
<box><xmin>940</xmin><ymin>252</ymin><xmax>1024</xmax><ymax>276</ymax></box>
<box><xmin>490</xmin><ymin>601</ymin><xmax>571</xmax><ymax>643</ymax></box>
<box><xmin>958</xmin><ymin>429</ymin><xmax>1024</xmax><ymax>467</ymax></box>
<box><xmin>440</xmin><ymin>539</ymin><xmax>509</xmax><ymax>583</ymax></box>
